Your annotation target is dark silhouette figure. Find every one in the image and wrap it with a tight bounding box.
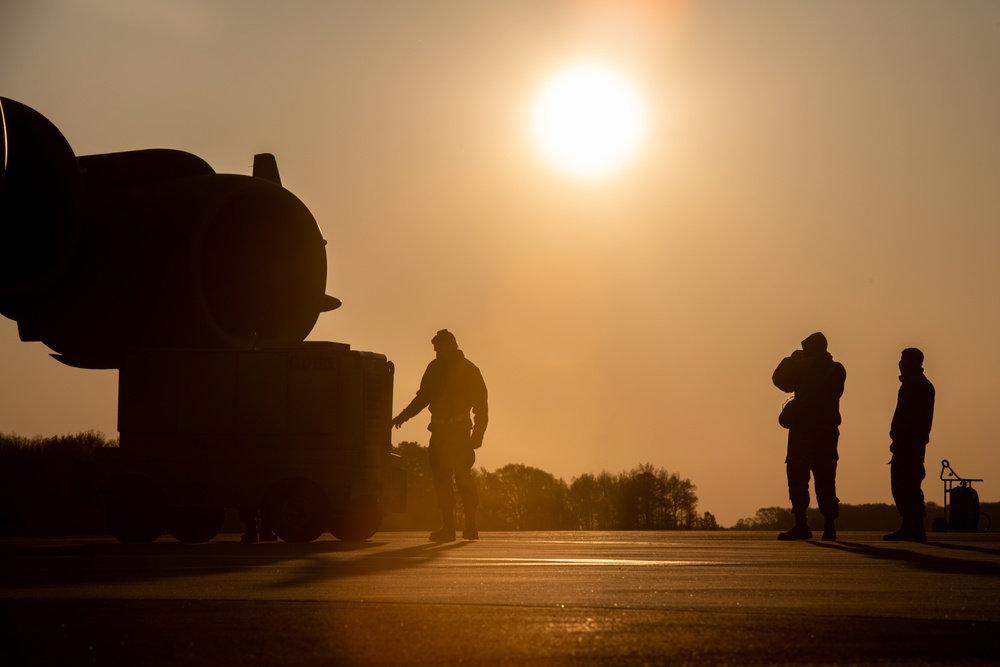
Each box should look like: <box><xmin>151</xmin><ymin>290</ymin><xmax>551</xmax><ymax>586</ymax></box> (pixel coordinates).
<box><xmin>884</xmin><ymin>348</ymin><xmax>935</xmax><ymax>542</ymax></box>
<box><xmin>392</xmin><ymin>330</ymin><xmax>488</xmax><ymax>543</ymax></box>
<box><xmin>772</xmin><ymin>332</ymin><xmax>846</xmax><ymax>541</ymax></box>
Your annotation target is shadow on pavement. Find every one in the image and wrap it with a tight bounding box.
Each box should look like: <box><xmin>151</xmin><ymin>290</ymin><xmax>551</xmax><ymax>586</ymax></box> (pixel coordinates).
<box><xmin>925</xmin><ymin>540</ymin><xmax>1000</xmax><ymax>558</ymax></box>
<box><xmin>0</xmin><ymin>536</ymin><xmax>465</xmax><ymax>589</ymax></box>
<box><xmin>813</xmin><ymin>539</ymin><xmax>1000</xmax><ymax>578</ymax></box>
<box><xmin>267</xmin><ymin>539</ymin><xmax>471</xmax><ymax>589</ymax></box>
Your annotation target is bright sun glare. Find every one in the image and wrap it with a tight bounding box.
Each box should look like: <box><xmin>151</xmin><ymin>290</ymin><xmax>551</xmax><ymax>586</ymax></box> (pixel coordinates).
<box><xmin>532</xmin><ymin>64</ymin><xmax>646</xmax><ymax>178</ymax></box>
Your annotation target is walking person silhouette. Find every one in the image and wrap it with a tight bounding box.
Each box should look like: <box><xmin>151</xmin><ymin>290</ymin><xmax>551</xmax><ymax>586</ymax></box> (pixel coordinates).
<box><xmin>392</xmin><ymin>329</ymin><xmax>488</xmax><ymax>542</ymax></box>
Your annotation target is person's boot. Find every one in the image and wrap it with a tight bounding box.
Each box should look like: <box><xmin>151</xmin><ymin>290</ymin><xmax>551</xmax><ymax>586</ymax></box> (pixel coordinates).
<box><xmin>884</xmin><ymin>517</ymin><xmax>928</xmax><ymax>542</ymax></box>
<box><xmin>909</xmin><ymin>518</ymin><xmax>926</xmax><ymax>543</ymax></box>
<box><xmin>462</xmin><ymin>516</ymin><xmax>479</xmax><ymax>541</ymax></box>
<box><xmin>883</xmin><ymin>520</ymin><xmax>911</xmax><ymax>542</ymax></box>
<box><xmin>429</xmin><ymin>522</ymin><xmax>456</xmax><ymax>543</ymax></box>
<box><xmin>777</xmin><ymin>519</ymin><xmax>812</xmax><ymax>541</ymax></box>
<box><xmin>822</xmin><ymin>517</ymin><xmax>837</xmax><ymax>541</ymax></box>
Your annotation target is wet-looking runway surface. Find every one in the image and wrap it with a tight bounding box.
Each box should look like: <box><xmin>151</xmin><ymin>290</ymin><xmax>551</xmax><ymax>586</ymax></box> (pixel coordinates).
<box><xmin>2</xmin><ymin>531</ymin><xmax>999</xmax><ymax>665</ymax></box>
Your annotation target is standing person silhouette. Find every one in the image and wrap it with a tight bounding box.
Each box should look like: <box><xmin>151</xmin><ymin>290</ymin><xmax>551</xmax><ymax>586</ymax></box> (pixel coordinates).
<box><xmin>392</xmin><ymin>329</ymin><xmax>488</xmax><ymax>542</ymax></box>
<box><xmin>772</xmin><ymin>332</ymin><xmax>846</xmax><ymax>541</ymax></box>
<box><xmin>884</xmin><ymin>347</ymin><xmax>935</xmax><ymax>542</ymax></box>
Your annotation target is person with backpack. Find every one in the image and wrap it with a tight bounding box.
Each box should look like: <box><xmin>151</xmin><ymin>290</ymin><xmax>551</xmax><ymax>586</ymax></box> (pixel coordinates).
<box><xmin>772</xmin><ymin>332</ymin><xmax>847</xmax><ymax>541</ymax></box>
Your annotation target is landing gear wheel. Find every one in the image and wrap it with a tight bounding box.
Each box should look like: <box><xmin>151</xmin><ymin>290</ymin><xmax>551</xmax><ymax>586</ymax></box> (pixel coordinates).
<box><xmin>262</xmin><ymin>479</ymin><xmax>329</xmax><ymax>543</ymax></box>
<box><xmin>104</xmin><ymin>476</ymin><xmax>166</xmax><ymax>544</ymax></box>
<box><xmin>168</xmin><ymin>507</ymin><xmax>226</xmax><ymax>543</ymax></box>
<box><xmin>330</xmin><ymin>495</ymin><xmax>382</xmax><ymax>542</ymax></box>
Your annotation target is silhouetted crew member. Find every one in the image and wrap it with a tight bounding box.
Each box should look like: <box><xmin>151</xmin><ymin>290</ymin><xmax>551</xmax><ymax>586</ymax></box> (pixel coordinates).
<box><xmin>884</xmin><ymin>347</ymin><xmax>935</xmax><ymax>542</ymax></box>
<box><xmin>773</xmin><ymin>332</ymin><xmax>846</xmax><ymax>541</ymax></box>
<box><xmin>392</xmin><ymin>329</ymin><xmax>488</xmax><ymax>543</ymax></box>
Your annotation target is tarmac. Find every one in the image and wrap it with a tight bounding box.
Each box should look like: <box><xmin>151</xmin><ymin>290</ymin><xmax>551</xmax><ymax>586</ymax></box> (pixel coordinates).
<box><xmin>1</xmin><ymin>531</ymin><xmax>998</xmax><ymax>665</ymax></box>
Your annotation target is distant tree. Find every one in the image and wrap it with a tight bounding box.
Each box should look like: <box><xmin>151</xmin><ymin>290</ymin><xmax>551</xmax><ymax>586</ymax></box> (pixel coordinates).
<box><xmin>592</xmin><ymin>471</ymin><xmax>620</xmax><ymax>530</ymax></box>
<box><xmin>662</xmin><ymin>471</ymin><xmax>698</xmax><ymax>529</ymax></box>
<box><xmin>568</xmin><ymin>472</ymin><xmax>621</xmax><ymax>530</ymax></box>
<box><xmin>567</xmin><ymin>473</ymin><xmax>598</xmax><ymax>530</ymax></box>
<box><xmin>698</xmin><ymin>511</ymin><xmax>720</xmax><ymax>530</ymax></box>
<box><xmin>615</xmin><ymin>464</ymin><xmax>701</xmax><ymax>530</ymax></box>
<box><xmin>0</xmin><ymin>431</ymin><xmax>116</xmax><ymax>461</ymax></box>
<box><xmin>617</xmin><ymin>464</ymin><xmax>656</xmax><ymax>529</ymax></box>
<box><xmin>565</xmin><ymin>471</ymin><xmax>622</xmax><ymax>530</ymax></box>
<box><xmin>474</xmin><ymin>467</ymin><xmax>511</xmax><ymax>529</ymax></box>
<box><xmin>733</xmin><ymin>506</ymin><xmax>794</xmax><ymax>530</ymax></box>
<box><xmin>486</xmin><ymin>464</ymin><xmax>573</xmax><ymax>530</ymax></box>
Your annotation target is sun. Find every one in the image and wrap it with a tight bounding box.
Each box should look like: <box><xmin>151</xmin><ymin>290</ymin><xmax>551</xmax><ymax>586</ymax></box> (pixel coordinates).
<box><xmin>531</xmin><ymin>64</ymin><xmax>646</xmax><ymax>178</ymax></box>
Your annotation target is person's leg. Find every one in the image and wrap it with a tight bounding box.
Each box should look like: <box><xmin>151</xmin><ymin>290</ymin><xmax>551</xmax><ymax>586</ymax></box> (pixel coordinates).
<box><xmin>909</xmin><ymin>460</ymin><xmax>927</xmax><ymax>541</ymax></box>
<box><xmin>885</xmin><ymin>461</ymin><xmax>912</xmax><ymax>540</ymax></box>
<box><xmin>886</xmin><ymin>457</ymin><xmax>926</xmax><ymax>541</ymax></box>
<box><xmin>427</xmin><ymin>439</ymin><xmax>457</xmax><ymax>542</ymax></box>
<box><xmin>897</xmin><ymin>459</ymin><xmax>926</xmax><ymax>520</ymax></box>
<box><xmin>453</xmin><ymin>444</ymin><xmax>479</xmax><ymax>539</ymax></box>
<box><xmin>779</xmin><ymin>456</ymin><xmax>813</xmax><ymax>540</ymax></box>
<box><xmin>813</xmin><ymin>455</ymin><xmax>839</xmax><ymax>541</ymax></box>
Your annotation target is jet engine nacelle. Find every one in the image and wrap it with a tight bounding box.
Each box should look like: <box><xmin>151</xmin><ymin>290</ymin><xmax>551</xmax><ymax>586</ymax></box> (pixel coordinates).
<box><xmin>0</xmin><ymin>97</ymin><xmax>338</xmax><ymax>369</ymax></box>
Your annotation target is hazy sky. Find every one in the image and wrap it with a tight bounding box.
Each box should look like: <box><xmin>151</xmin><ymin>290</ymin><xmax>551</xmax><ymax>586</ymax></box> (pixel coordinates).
<box><xmin>2</xmin><ymin>1</ymin><xmax>998</xmax><ymax>527</ymax></box>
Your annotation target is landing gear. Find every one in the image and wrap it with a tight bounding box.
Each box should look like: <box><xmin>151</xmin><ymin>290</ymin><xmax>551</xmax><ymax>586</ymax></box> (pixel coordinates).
<box><xmin>262</xmin><ymin>478</ymin><xmax>329</xmax><ymax>543</ymax></box>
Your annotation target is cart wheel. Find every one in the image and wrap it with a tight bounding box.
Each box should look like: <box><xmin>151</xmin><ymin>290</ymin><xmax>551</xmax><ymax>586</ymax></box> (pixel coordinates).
<box><xmin>104</xmin><ymin>475</ymin><xmax>166</xmax><ymax>544</ymax></box>
<box><xmin>169</xmin><ymin>507</ymin><xmax>226</xmax><ymax>543</ymax></box>
<box><xmin>930</xmin><ymin>517</ymin><xmax>948</xmax><ymax>533</ymax></box>
<box><xmin>262</xmin><ymin>478</ymin><xmax>329</xmax><ymax>543</ymax></box>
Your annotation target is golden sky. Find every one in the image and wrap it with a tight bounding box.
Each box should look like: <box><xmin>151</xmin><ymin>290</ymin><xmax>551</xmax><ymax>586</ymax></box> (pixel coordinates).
<box><xmin>2</xmin><ymin>1</ymin><xmax>998</xmax><ymax>526</ymax></box>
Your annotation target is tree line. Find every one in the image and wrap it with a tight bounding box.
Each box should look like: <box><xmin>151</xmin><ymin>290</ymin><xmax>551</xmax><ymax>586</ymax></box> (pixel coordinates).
<box><xmin>380</xmin><ymin>441</ymin><xmax>717</xmax><ymax>531</ymax></box>
<box><xmin>0</xmin><ymin>433</ymin><xmax>713</xmax><ymax>535</ymax></box>
<box><xmin>732</xmin><ymin>503</ymin><xmax>996</xmax><ymax>532</ymax></box>
<box><xmin>2</xmin><ymin>432</ymin><xmax>993</xmax><ymax>534</ymax></box>
<box><xmin>0</xmin><ymin>431</ymin><xmax>111</xmax><ymax>535</ymax></box>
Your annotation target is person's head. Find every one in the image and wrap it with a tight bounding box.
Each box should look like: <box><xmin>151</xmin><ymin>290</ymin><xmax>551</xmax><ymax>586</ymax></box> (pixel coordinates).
<box><xmin>801</xmin><ymin>332</ymin><xmax>828</xmax><ymax>355</ymax></box>
<box><xmin>900</xmin><ymin>347</ymin><xmax>924</xmax><ymax>373</ymax></box>
<box><xmin>432</xmin><ymin>329</ymin><xmax>459</xmax><ymax>354</ymax></box>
